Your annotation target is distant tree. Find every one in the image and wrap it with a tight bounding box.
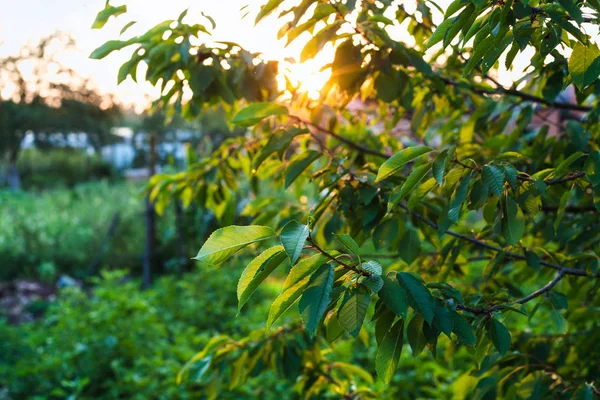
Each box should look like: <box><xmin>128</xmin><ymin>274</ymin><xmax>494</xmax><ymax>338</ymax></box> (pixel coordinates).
<box><xmin>0</xmin><ymin>32</ymin><xmax>120</xmax><ymax>189</ymax></box>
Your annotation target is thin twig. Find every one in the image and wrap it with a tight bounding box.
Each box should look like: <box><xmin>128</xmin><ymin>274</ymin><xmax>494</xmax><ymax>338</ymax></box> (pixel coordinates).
<box><xmin>290</xmin><ymin>115</ymin><xmax>390</xmax><ymax>159</ymax></box>
<box><xmin>396</xmin><ymin>203</ymin><xmax>597</xmax><ymax>278</ymax></box>
<box><xmin>457</xmin><ymin>271</ymin><xmax>566</xmax><ymax>314</ymax></box>
<box><xmin>306</xmin><ymin>237</ymin><xmax>372</xmax><ymax>277</ymax></box>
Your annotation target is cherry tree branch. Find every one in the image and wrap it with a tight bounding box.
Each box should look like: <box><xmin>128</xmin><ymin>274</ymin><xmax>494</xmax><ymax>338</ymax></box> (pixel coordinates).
<box><xmin>396</xmin><ymin>202</ymin><xmax>597</xmax><ymax>278</ymax></box>
<box><xmin>305</xmin><ymin>237</ymin><xmax>372</xmax><ymax>277</ymax></box>
<box><xmin>457</xmin><ymin>271</ymin><xmax>566</xmax><ymax>314</ymax></box>
<box><xmin>293</xmin><ymin>115</ymin><xmax>587</xmax><ymax>187</ymax></box>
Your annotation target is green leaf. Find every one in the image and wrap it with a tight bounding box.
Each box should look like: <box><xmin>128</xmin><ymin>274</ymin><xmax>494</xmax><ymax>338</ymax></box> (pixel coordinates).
<box><xmin>338</xmin><ymin>285</ymin><xmax>370</xmax><ymax>338</ymax></box>
<box><xmin>90</xmin><ymin>39</ymin><xmax>134</xmax><ymax>59</ymax></box>
<box><xmin>267</xmin><ymin>254</ymin><xmax>326</xmax><ymax>328</ymax></box>
<box><xmin>398</xmin><ymin>229</ymin><xmax>421</xmax><ymax>265</ymax></box>
<box><xmin>325</xmin><ymin>314</ymin><xmax>345</xmax><ymax>343</ymax></box>
<box><xmin>237</xmin><ymin>246</ymin><xmax>287</xmax><ymax>312</ymax></box>
<box><xmin>550</xmin><ymin>305</ymin><xmax>568</xmax><ymax>333</ymax></box>
<box><xmin>387</xmin><ymin>163</ymin><xmax>432</xmax><ymax>211</ymax></box>
<box><xmin>482</xmin><ymin>164</ymin><xmax>505</xmax><ymax>197</ymax></box>
<box><xmin>299</xmin><ymin>263</ymin><xmax>335</xmax><ymax>337</ymax></box>
<box><xmin>194</xmin><ymin>226</ymin><xmax>277</xmax><ymax>266</ymax></box>
<box><xmin>489</xmin><ymin>318</ymin><xmax>511</xmax><ymax>356</ymax></box>
<box><xmin>375</xmin><ymin>72</ymin><xmax>400</xmax><ymax>102</ymax></box>
<box><xmin>397</xmin><ymin>272</ymin><xmax>435</xmax><ymax>324</ymax></box>
<box><xmin>569</xmin><ymin>42</ymin><xmax>600</xmax><ymax>90</ymax></box>
<box><xmin>448</xmin><ymin>175</ymin><xmax>471</xmax><ymax>223</ymax></box>
<box><xmin>255</xmin><ymin>0</ymin><xmax>285</xmax><ymax>24</ymax></box>
<box><xmin>559</xmin><ymin>0</ymin><xmax>583</xmax><ymax>24</ymax></box>
<box><xmin>432</xmin><ymin>147</ymin><xmax>454</xmax><ymax>184</ymax></box>
<box><xmin>375</xmin><ymin>319</ymin><xmax>404</xmax><ymax>384</ymax></box>
<box><xmin>361</xmin><ymin>275</ymin><xmax>384</xmax><ymax>293</ymax></box>
<box><xmin>232</xmin><ymin>102</ymin><xmax>289</xmax><ymax>127</ymax></box>
<box><xmin>585</xmin><ymin>151</ymin><xmax>600</xmax><ymax>185</ymax></box>
<box><xmin>120</xmin><ymin>21</ymin><xmax>137</xmax><ymax>35</ymax></box>
<box><xmin>92</xmin><ymin>3</ymin><xmax>127</xmax><ymax>29</ymax></box>
<box><xmin>280</xmin><ymin>220</ymin><xmax>309</xmax><ymax>265</ymax></box>
<box><xmin>335</xmin><ymin>234</ymin><xmax>361</xmax><ymax>262</ymax></box>
<box><xmin>376</xmin><ymin>146</ymin><xmax>433</xmax><ymax>182</ymax></box>
<box><xmin>285</xmin><ymin>150</ymin><xmax>322</xmax><ymax>188</ymax></box>
<box><xmin>554</xmin><ymin>151</ymin><xmax>584</xmax><ymax>177</ymax></box>
<box><xmin>525</xmin><ymin>250</ymin><xmax>541</xmax><ymax>272</ymax></box>
<box><xmin>359</xmin><ymin>261</ymin><xmax>384</xmax><ymax>293</ymax></box>
<box><xmin>463</xmin><ymin>35</ymin><xmax>495</xmax><ymax>77</ymax></box>
<box><xmin>426</xmin><ymin>17</ymin><xmax>456</xmax><ymax>49</ymax></box>
<box><xmin>432</xmin><ymin>303</ymin><xmax>454</xmax><ymax>338</ymax></box>
<box><xmin>361</xmin><ymin>260</ymin><xmax>382</xmax><ymax>275</ymax></box>
<box><xmin>407</xmin><ymin>313</ymin><xmax>427</xmax><ymax>356</ymax></box>
<box><xmin>253</xmin><ymin>127</ymin><xmax>307</xmax><ymax>170</ymax></box>
<box><xmin>300</xmin><ymin>21</ymin><xmax>342</xmax><ymax>62</ymax></box>
<box><xmin>379</xmin><ymin>276</ymin><xmax>408</xmax><ymax>318</ymax></box>
<box><xmin>554</xmin><ymin>189</ymin><xmax>571</xmax><ymax>233</ymax></box>
<box><xmin>450</xmin><ymin>310</ymin><xmax>476</xmax><ymax>346</ymax></box>
<box><xmin>503</xmin><ymin>164</ymin><xmax>518</xmax><ymax>189</ymax></box>
<box><xmin>501</xmin><ymin>196</ymin><xmax>525</xmax><ymax>246</ymax></box>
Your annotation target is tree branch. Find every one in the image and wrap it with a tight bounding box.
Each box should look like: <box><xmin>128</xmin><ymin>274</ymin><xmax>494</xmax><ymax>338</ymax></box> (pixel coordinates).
<box><xmin>457</xmin><ymin>270</ymin><xmax>566</xmax><ymax>314</ymax></box>
<box><xmin>439</xmin><ymin>77</ymin><xmax>593</xmax><ymax>113</ymax></box>
<box><xmin>290</xmin><ymin>115</ymin><xmax>390</xmax><ymax>159</ymax></box>
<box><xmin>306</xmin><ymin>237</ymin><xmax>372</xmax><ymax>277</ymax></box>
<box><xmin>396</xmin><ymin>203</ymin><xmax>597</xmax><ymax>278</ymax></box>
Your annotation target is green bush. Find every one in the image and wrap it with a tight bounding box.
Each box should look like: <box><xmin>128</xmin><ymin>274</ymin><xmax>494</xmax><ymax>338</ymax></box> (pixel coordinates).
<box><xmin>16</xmin><ymin>148</ymin><xmax>117</xmax><ymax>189</ymax></box>
<box><xmin>0</xmin><ymin>182</ymin><xmax>144</xmax><ymax>281</ymax></box>
<box><xmin>0</xmin><ymin>181</ymin><xmax>222</xmax><ymax>281</ymax></box>
<box><xmin>0</xmin><ymin>268</ymin><xmax>287</xmax><ymax>399</ymax></box>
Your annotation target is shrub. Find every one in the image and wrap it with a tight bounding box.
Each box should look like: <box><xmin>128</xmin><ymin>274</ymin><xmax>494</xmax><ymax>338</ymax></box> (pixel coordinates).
<box><xmin>16</xmin><ymin>148</ymin><xmax>117</xmax><ymax>189</ymax></box>
<box><xmin>0</xmin><ymin>268</ymin><xmax>284</xmax><ymax>399</ymax></box>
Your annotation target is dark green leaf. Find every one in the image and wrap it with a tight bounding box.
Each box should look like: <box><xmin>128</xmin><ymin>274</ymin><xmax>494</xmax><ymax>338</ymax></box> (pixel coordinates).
<box><xmin>299</xmin><ymin>263</ymin><xmax>335</xmax><ymax>337</ymax></box>
<box><xmin>379</xmin><ymin>276</ymin><xmax>408</xmax><ymax>318</ymax></box>
<box><xmin>285</xmin><ymin>150</ymin><xmax>322</xmax><ymax>188</ymax></box>
<box><xmin>489</xmin><ymin>318</ymin><xmax>511</xmax><ymax>355</ymax></box>
<box><xmin>398</xmin><ymin>229</ymin><xmax>421</xmax><ymax>265</ymax></box>
<box><xmin>501</xmin><ymin>196</ymin><xmax>525</xmax><ymax>246</ymax></box>
<box><xmin>375</xmin><ymin>319</ymin><xmax>404</xmax><ymax>383</ymax></box>
<box><xmin>397</xmin><ymin>272</ymin><xmax>435</xmax><ymax>324</ymax></box>
<box><xmin>338</xmin><ymin>285</ymin><xmax>371</xmax><ymax>338</ymax></box>
<box><xmin>482</xmin><ymin>164</ymin><xmax>505</xmax><ymax>197</ymax></box>
<box><xmin>280</xmin><ymin>220</ymin><xmax>309</xmax><ymax>265</ymax></box>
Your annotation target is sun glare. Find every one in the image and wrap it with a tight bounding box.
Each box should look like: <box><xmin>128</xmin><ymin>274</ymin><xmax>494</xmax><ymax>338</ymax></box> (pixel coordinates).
<box><xmin>278</xmin><ymin>53</ymin><xmax>333</xmax><ymax>100</ymax></box>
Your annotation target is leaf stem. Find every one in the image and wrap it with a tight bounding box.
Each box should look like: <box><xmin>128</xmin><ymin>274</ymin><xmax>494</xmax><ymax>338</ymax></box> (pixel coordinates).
<box><xmin>306</xmin><ymin>237</ymin><xmax>372</xmax><ymax>277</ymax></box>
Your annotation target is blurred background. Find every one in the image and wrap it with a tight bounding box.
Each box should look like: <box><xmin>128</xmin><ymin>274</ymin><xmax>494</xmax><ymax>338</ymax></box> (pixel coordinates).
<box><xmin>0</xmin><ymin>2</ymin><xmax>308</xmax><ymax>398</ymax></box>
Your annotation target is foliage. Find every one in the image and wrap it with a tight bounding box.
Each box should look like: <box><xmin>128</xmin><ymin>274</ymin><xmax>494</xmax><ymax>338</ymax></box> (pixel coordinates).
<box><xmin>0</xmin><ymin>181</ymin><xmax>214</xmax><ymax>281</ymax></box>
<box><xmin>0</xmin><ymin>268</ymin><xmax>288</xmax><ymax>399</ymax></box>
<box><xmin>15</xmin><ymin>148</ymin><xmax>117</xmax><ymax>189</ymax></box>
<box><xmin>0</xmin><ymin>182</ymin><xmax>142</xmax><ymax>281</ymax></box>
<box><xmin>95</xmin><ymin>0</ymin><xmax>600</xmax><ymax>397</ymax></box>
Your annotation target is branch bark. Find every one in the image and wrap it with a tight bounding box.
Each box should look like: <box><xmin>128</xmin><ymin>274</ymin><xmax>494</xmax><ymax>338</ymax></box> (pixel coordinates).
<box><xmin>396</xmin><ymin>202</ymin><xmax>597</xmax><ymax>278</ymax></box>
<box><xmin>457</xmin><ymin>271</ymin><xmax>566</xmax><ymax>314</ymax></box>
